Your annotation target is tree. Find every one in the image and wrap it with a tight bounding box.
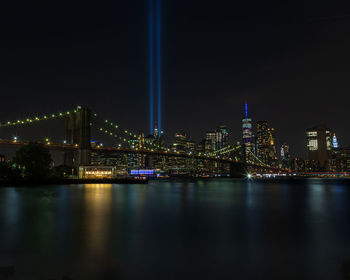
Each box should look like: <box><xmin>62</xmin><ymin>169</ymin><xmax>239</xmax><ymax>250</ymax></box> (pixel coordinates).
<box><xmin>0</xmin><ymin>162</ymin><xmax>21</xmax><ymax>180</ymax></box>
<box><xmin>51</xmin><ymin>165</ymin><xmax>75</xmax><ymax>178</ymax></box>
<box><xmin>13</xmin><ymin>142</ymin><xmax>53</xmax><ymax>179</ymax></box>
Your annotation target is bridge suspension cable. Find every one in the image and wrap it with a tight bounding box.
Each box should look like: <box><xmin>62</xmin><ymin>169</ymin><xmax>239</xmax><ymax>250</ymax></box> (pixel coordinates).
<box><xmin>0</xmin><ymin>108</ymin><xmax>78</xmax><ymax>128</ymax></box>
<box><xmin>95</xmin><ymin>116</ymin><xmax>168</xmax><ymax>151</ymax></box>
<box><xmin>246</xmin><ymin>150</ymin><xmax>274</xmax><ymax>168</ymax></box>
<box><xmin>208</xmin><ymin>145</ymin><xmax>241</xmax><ymax>157</ymax></box>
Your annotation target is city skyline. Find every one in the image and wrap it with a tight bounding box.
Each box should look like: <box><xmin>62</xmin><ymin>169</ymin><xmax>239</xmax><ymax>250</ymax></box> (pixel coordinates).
<box><xmin>2</xmin><ymin>2</ymin><xmax>350</xmax><ymax>280</ymax></box>
<box><xmin>0</xmin><ymin>1</ymin><xmax>350</xmax><ymax>156</ymax></box>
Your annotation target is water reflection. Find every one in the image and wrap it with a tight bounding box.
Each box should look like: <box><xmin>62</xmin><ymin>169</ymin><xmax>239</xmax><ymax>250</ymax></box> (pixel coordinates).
<box><xmin>79</xmin><ymin>184</ymin><xmax>119</xmax><ymax>278</ymax></box>
<box><xmin>0</xmin><ymin>188</ymin><xmax>21</xmax><ymax>258</ymax></box>
<box><xmin>0</xmin><ymin>180</ymin><xmax>349</xmax><ymax>279</ymax></box>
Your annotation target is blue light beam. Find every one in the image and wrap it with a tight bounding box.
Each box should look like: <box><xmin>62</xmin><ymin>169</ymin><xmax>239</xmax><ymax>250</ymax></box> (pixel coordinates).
<box><xmin>149</xmin><ymin>0</ymin><xmax>154</xmax><ymax>134</ymax></box>
<box><xmin>156</xmin><ymin>0</ymin><xmax>162</xmax><ymax>134</ymax></box>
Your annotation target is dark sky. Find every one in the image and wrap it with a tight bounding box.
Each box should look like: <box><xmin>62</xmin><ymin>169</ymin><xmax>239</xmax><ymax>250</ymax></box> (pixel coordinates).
<box><xmin>1</xmin><ymin>0</ymin><xmax>350</xmax><ymax>157</ymax></box>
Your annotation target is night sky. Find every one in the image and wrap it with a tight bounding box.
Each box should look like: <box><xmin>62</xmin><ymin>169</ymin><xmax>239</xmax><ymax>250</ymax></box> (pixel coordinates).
<box><xmin>1</xmin><ymin>0</ymin><xmax>350</xmax><ymax>157</ymax></box>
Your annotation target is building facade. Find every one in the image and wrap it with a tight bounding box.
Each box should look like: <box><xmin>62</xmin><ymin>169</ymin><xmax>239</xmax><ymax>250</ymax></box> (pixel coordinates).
<box><xmin>242</xmin><ymin>103</ymin><xmax>254</xmax><ymax>163</ymax></box>
<box><xmin>328</xmin><ymin>147</ymin><xmax>350</xmax><ymax>172</ymax></box>
<box><xmin>256</xmin><ymin>120</ymin><xmax>278</xmax><ymax>167</ymax></box>
<box><xmin>280</xmin><ymin>143</ymin><xmax>291</xmax><ymax>169</ymax></box>
<box><xmin>257</xmin><ymin>120</ymin><xmax>269</xmax><ymax>162</ymax></box>
<box><xmin>216</xmin><ymin>125</ymin><xmax>229</xmax><ymax>150</ymax></box>
<box><xmin>291</xmin><ymin>157</ymin><xmax>305</xmax><ymax>172</ymax></box>
<box><xmin>306</xmin><ymin>125</ymin><xmax>332</xmax><ymax>170</ymax></box>
<box><xmin>205</xmin><ymin>131</ymin><xmax>216</xmax><ymax>152</ymax></box>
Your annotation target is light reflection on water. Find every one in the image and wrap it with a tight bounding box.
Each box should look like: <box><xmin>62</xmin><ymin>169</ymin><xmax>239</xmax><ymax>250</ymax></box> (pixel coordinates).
<box><xmin>0</xmin><ymin>180</ymin><xmax>349</xmax><ymax>280</ymax></box>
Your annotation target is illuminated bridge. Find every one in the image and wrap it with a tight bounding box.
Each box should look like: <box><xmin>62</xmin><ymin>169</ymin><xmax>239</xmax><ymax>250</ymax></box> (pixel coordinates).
<box><xmin>0</xmin><ymin>106</ymin><xmax>287</xmax><ymax>177</ymax></box>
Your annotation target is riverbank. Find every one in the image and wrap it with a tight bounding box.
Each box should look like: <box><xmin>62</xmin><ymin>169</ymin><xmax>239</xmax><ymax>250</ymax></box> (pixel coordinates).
<box><xmin>0</xmin><ymin>177</ymin><xmax>148</xmax><ymax>186</ymax></box>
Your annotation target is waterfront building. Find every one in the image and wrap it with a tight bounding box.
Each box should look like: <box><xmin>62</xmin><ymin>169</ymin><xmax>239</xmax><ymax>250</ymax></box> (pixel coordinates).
<box><xmin>306</xmin><ymin>125</ymin><xmax>332</xmax><ymax>170</ymax></box>
<box><xmin>78</xmin><ymin>166</ymin><xmax>116</xmax><ymax>179</ymax></box>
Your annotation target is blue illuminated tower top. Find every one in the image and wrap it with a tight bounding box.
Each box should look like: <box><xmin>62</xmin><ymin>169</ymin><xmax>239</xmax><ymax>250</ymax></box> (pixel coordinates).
<box><xmin>332</xmin><ymin>133</ymin><xmax>338</xmax><ymax>148</ymax></box>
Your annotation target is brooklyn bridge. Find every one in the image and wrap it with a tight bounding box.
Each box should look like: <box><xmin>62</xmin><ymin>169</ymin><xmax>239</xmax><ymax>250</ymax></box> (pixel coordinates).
<box><xmin>0</xmin><ymin>106</ymin><xmax>287</xmax><ymax>177</ymax></box>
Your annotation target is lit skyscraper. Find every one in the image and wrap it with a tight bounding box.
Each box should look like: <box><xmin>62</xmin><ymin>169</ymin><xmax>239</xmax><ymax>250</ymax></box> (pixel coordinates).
<box><xmin>242</xmin><ymin>102</ymin><xmax>252</xmax><ymax>144</ymax></box>
<box><xmin>267</xmin><ymin>127</ymin><xmax>278</xmax><ymax>167</ymax></box>
<box><xmin>281</xmin><ymin>143</ymin><xmax>291</xmax><ymax>169</ymax></box>
<box><xmin>242</xmin><ymin>102</ymin><xmax>254</xmax><ymax>163</ymax></box>
<box><xmin>257</xmin><ymin>120</ymin><xmax>269</xmax><ymax>162</ymax></box>
<box><xmin>306</xmin><ymin>125</ymin><xmax>332</xmax><ymax>169</ymax></box>
<box><xmin>216</xmin><ymin>125</ymin><xmax>229</xmax><ymax>150</ymax></box>
<box><xmin>257</xmin><ymin>120</ymin><xmax>278</xmax><ymax>166</ymax></box>
<box><xmin>205</xmin><ymin>131</ymin><xmax>216</xmax><ymax>152</ymax></box>
<box><xmin>332</xmin><ymin>133</ymin><xmax>338</xmax><ymax>148</ymax></box>
<box><xmin>172</xmin><ymin>132</ymin><xmax>187</xmax><ymax>153</ymax></box>
<box><xmin>153</xmin><ymin>125</ymin><xmax>159</xmax><ymax>139</ymax></box>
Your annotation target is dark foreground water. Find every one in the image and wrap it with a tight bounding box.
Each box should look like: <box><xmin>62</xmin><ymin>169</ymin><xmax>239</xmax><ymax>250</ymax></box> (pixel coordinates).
<box><xmin>1</xmin><ymin>179</ymin><xmax>350</xmax><ymax>280</ymax></box>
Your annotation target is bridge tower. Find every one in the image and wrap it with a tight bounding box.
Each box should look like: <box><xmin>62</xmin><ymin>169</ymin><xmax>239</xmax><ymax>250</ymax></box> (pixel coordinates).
<box><xmin>64</xmin><ymin>106</ymin><xmax>91</xmax><ymax>166</ymax></box>
<box><xmin>229</xmin><ymin>162</ymin><xmax>245</xmax><ymax>178</ymax></box>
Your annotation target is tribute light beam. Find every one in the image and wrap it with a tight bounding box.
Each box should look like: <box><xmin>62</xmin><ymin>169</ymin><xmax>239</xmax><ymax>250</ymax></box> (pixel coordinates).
<box><xmin>149</xmin><ymin>0</ymin><xmax>154</xmax><ymax>134</ymax></box>
<box><xmin>156</xmin><ymin>0</ymin><xmax>162</xmax><ymax>135</ymax></box>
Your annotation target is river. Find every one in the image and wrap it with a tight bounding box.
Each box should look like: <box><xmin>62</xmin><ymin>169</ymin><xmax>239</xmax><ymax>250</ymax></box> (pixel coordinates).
<box><xmin>0</xmin><ymin>179</ymin><xmax>349</xmax><ymax>279</ymax></box>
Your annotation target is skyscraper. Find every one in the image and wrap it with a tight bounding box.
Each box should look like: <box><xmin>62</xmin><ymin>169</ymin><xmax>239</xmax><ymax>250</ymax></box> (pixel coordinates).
<box><xmin>172</xmin><ymin>132</ymin><xmax>187</xmax><ymax>153</ymax></box>
<box><xmin>332</xmin><ymin>133</ymin><xmax>338</xmax><ymax>148</ymax></box>
<box><xmin>306</xmin><ymin>125</ymin><xmax>332</xmax><ymax>169</ymax></box>
<box><xmin>153</xmin><ymin>125</ymin><xmax>159</xmax><ymax>139</ymax></box>
<box><xmin>205</xmin><ymin>131</ymin><xmax>216</xmax><ymax>152</ymax></box>
<box><xmin>242</xmin><ymin>102</ymin><xmax>252</xmax><ymax>144</ymax></box>
<box><xmin>257</xmin><ymin>120</ymin><xmax>269</xmax><ymax>163</ymax></box>
<box><xmin>267</xmin><ymin>127</ymin><xmax>278</xmax><ymax>167</ymax></box>
<box><xmin>256</xmin><ymin>120</ymin><xmax>278</xmax><ymax>166</ymax></box>
<box><xmin>242</xmin><ymin>103</ymin><xmax>254</xmax><ymax>163</ymax></box>
<box><xmin>216</xmin><ymin>125</ymin><xmax>229</xmax><ymax>150</ymax></box>
<box><xmin>281</xmin><ymin>143</ymin><xmax>291</xmax><ymax>169</ymax></box>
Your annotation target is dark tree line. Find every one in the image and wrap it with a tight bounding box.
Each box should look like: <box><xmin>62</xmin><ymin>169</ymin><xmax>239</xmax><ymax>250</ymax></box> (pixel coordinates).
<box><xmin>0</xmin><ymin>142</ymin><xmax>72</xmax><ymax>181</ymax></box>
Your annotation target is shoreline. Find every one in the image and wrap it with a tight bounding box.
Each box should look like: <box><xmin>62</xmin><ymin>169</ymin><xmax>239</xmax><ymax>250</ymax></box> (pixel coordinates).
<box><xmin>0</xmin><ymin>177</ymin><xmax>148</xmax><ymax>186</ymax></box>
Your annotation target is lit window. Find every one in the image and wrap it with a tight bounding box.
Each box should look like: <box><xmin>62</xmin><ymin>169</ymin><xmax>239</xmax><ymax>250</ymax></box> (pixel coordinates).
<box><xmin>308</xmin><ymin>139</ymin><xmax>318</xmax><ymax>151</ymax></box>
<box><xmin>307</xmin><ymin>131</ymin><xmax>317</xmax><ymax>137</ymax></box>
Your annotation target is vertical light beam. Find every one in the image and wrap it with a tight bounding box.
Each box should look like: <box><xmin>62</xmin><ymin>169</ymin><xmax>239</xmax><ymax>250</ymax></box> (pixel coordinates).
<box><xmin>149</xmin><ymin>0</ymin><xmax>154</xmax><ymax>134</ymax></box>
<box><xmin>156</xmin><ymin>0</ymin><xmax>161</xmax><ymax>135</ymax></box>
